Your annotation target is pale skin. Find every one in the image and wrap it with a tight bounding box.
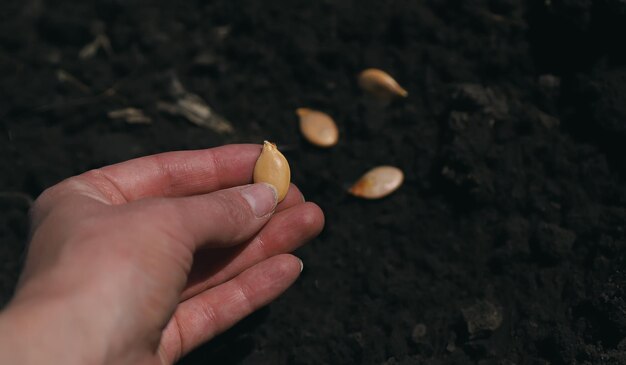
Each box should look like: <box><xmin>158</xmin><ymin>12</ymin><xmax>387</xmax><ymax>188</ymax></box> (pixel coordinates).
<box><xmin>0</xmin><ymin>144</ymin><xmax>324</xmax><ymax>364</ymax></box>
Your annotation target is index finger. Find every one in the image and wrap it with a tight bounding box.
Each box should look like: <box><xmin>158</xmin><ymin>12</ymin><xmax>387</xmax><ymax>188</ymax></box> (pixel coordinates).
<box><xmin>79</xmin><ymin>144</ymin><xmax>263</xmax><ymax>203</ymax></box>
<box><xmin>98</xmin><ymin>144</ymin><xmax>263</xmax><ymax>201</ymax></box>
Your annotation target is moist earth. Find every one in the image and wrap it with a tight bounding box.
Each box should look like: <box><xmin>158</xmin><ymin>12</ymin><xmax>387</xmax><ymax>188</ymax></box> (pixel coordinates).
<box><xmin>1</xmin><ymin>1</ymin><xmax>626</xmax><ymax>364</ymax></box>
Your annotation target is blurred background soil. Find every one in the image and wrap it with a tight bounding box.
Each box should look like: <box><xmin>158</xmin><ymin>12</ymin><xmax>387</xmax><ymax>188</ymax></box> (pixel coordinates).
<box><xmin>1</xmin><ymin>0</ymin><xmax>626</xmax><ymax>364</ymax></box>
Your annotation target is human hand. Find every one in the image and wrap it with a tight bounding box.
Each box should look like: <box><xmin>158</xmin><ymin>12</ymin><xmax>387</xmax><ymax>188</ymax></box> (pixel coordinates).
<box><xmin>0</xmin><ymin>144</ymin><xmax>324</xmax><ymax>364</ymax></box>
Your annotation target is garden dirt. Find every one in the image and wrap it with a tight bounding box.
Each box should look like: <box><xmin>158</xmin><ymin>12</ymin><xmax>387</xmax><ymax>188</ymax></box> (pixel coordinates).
<box><xmin>1</xmin><ymin>1</ymin><xmax>626</xmax><ymax>364</ymax></box>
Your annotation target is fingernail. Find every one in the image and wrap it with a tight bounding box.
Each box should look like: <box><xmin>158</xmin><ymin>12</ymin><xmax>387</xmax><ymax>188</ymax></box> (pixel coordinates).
<box><xmin>299</xmin><ymin>259</ymin><xmax>304</xmax><ymax>272</ymax></box>
<box><xmin>241</xmin><ymin>183</ymin><xmax>278</xmax><ymax>218</ymax></box>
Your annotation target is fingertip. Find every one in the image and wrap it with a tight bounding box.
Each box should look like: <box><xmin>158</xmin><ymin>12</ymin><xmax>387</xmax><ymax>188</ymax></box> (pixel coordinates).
<box><xmin>276</xmin><ymin>183</ymin><xmax>305</xmax><ymax>212</ymax></box>
<box><xmin>266</xmin><ymin>254</ymin><xmax>304</xmax><ymax>281</ymax></box>
<box><xmin>153</xmin><ymin>182</ymin><xmax>283</xmax><ymax>251</ymax></box>
<box><xmin>300</xmin><ymin>202</ymin><xmax>325</xmax><ymax>235</ymax></box>
<box><xmin>240</xmin><ymin>183</ymin><xmax>278</xmax><ymax>218</ymax></box>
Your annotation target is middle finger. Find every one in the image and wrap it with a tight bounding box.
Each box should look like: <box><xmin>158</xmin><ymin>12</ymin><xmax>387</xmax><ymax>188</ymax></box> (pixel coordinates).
<box><xmin>181</xmin><ymin>201</ymin><xmax>323</xmax><ymax>301</ymax></box>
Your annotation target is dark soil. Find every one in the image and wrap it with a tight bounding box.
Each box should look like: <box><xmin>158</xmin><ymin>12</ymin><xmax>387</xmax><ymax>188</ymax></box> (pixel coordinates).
<box><xmin>2</xmin><ymin>0</ymin><xmax>626</xmax><ymax>364</ymax></box>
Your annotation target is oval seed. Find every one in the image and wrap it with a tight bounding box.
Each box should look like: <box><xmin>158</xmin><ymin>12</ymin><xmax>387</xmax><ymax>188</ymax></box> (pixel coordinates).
<box><xmin>296</xmin><ymin>108</ymin><xmax>339</xmax><ymax>147</ymax></box>
<box><xmin>348</xmin><ymin>166</ymin><xmax>404</xmax><ymax>199</ymax></box>
<box><xmin>253</xmin><ymin>141</ymin><xmax>291</xmax><ymax>202</ymax></box>
<box><xmin>358</xmin><ymin>68</ymin><xmax>408</xmax><ymax>98</ymax></box>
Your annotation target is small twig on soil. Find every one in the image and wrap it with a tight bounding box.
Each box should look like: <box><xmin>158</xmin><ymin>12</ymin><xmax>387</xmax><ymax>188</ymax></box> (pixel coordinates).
<box><xmin>79</xmin><ymin>21</ymin><xmax>114</xmax><ymax>59</ymax></box>
<box><xmin>107</xmin><ymin>107</ymin><xmax>152</xmax><ymax>124</ymax></box>
<box><xmin>157</xmin><ymin>75</ymin><xmax>234</xmax><ymax>134</ymax></box>
<box><xmin>6</xmin><ymin>81</ymin><xmax>119</xmax><ymax>118</ymax></box>
<box><xmin>56</xmin><ymin>69</ymin><xmax>91</xmax><ymax>94</ymax></box>
<box><xmin>4</xmin><ymin>58</ymin><xmax>142</xmax><ymax>120</ymax></box>
<box><xmin>79</xmin><ymin>34</ymin><xmax>114</xmax><ymax>59</ymax></box>
<box><xmin>78</xmin><ymin>35</ymin><xmax>113</xmax><ymax>60</ymax></box>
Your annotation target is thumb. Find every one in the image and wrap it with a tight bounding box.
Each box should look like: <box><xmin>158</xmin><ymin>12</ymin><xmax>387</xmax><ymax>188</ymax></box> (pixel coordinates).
<box><xmin>135</xmin><ymin>183</ymin><xmax>278</xmax><ymax>251</ymax></box>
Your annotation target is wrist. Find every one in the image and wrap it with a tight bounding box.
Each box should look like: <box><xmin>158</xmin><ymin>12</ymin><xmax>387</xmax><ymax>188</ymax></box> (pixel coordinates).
<box><xmin>0</xmin><ymin>296</ymin><xmax>109</xmax><ymax>365</ymax></box>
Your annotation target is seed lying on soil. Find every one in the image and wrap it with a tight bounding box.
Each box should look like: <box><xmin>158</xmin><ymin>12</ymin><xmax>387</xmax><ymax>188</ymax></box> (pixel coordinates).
<box><xmin>296</xmin><ymin>108</ymin><xmax>339</xmax><ymax>147</ymax></box>
<box><xmin>358</xmin><ymin>68</ymin><xmax>408</xmax><ymax>98</ymax></box>
<box><xmin>253</xmin><ymin>141</ymin><xmax>291</xmax><ymax>202</ymax></box>
<box><xmin>348</xmin><ymin>166</ymin><xmax>404</xmax><ymax>199</ymax></box>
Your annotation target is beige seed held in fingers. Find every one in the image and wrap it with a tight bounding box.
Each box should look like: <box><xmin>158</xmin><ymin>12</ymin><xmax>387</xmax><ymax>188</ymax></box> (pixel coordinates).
<box><xmin>358</xmin><ymin>68</ymin><xmax>408</xmax><ymax>98</ymax></box>
<box><xmin>253</xmin><ymin>141</ymin><xmax>291</xmax><ymax>202</ymax></box>
<box><xmin>296</xmin><ymin>108</ymin><xmax>339</xmax><ymax>147</ymax></box>
<box><xmin>348</xmin><ymin>166</ymin><xmax>404</xmax><ymax>199</ymax></box>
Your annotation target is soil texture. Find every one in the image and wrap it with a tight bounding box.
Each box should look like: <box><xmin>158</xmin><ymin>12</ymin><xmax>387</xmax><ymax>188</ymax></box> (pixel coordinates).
<box><xmin>1</xmin><ymin>0</ymin><xmax>626</xmax><ymax>364</ymax></box>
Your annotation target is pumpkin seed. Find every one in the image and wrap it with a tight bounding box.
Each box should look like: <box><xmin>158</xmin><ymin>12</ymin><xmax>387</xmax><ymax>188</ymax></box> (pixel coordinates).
<box><xmin>296</xmin><ymin>108</ymin><xmax>339</xmax><ymax>147</ymax></box>
<box><xmin>358</xmin><ymin>68</ymin><xmax>408</xmax><ymax>99</ymax></box>
<box><xmin>253</xmin><ymin>141</ymin><xmax>291</xmax><ymax>202</ymax></box>
<box><xmin>349</xmin><ymin>166</ymin><xmax>404</xmax><ymax>199</ymax></box>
